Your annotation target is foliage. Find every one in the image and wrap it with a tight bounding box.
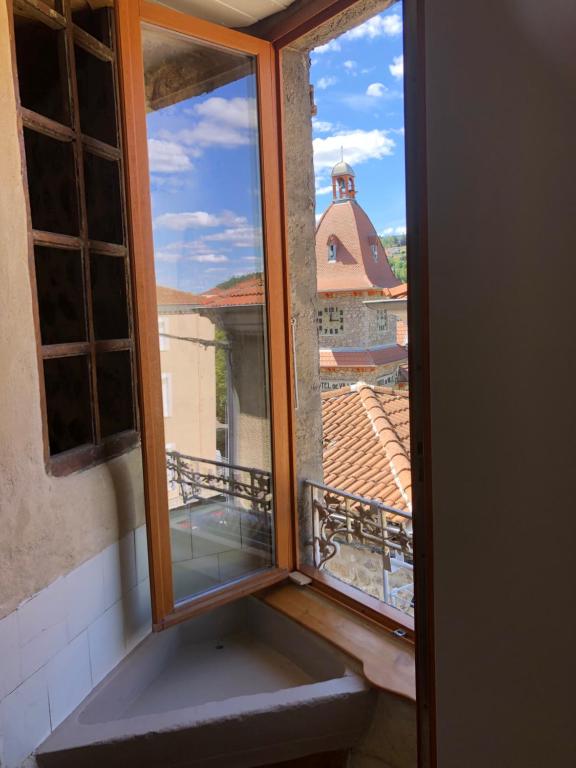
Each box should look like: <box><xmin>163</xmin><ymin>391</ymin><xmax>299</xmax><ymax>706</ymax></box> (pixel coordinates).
<box><xmin>214</xmin><ymin>272</ymin><xmax>261</xmax><ymax>291</ymax></box>
<box><xmin>381</xmin><ymin>238</ymin><xmax>407</xmax><ymax>282</ymax></box>
<box><xmin>215</xmin><ymin>328</ymin><xmax>228</xmax><ymax>425</ymax></box>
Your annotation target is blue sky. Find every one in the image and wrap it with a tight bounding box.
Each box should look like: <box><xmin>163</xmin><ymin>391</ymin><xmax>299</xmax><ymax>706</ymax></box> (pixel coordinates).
<box><xmin>310</xmin><ymin>2</ymin><xmax>406</xmax><ymax>235</ymax></box>
<box><xmin>146</xmin><ymin>2</ymin><xmax>405</xmax><ymax>294</ymax></box>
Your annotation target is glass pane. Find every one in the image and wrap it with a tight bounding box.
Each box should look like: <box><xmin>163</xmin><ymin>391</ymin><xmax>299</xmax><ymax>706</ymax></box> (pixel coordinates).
<box><xmin>75</xmin><ymin>45</ymin><xmax>118</xmax><ymax>146</ymax></box>
<box><xmin>14</xmin><ymin>13</ymin><xmax>69</xmax><ymax>124</ymax></box>
<box><xmin>96</xmin><ymin>350</ymin><xmax>135</xmax><ymax>437</ymax></box>
<box><xmin>24</xmin><ymin>129</ymin><xmax>79</xmax><ymax>235</ymax></box>
<box><xmin>90</xmin><ymin>253</ymin><xmax>129</xmax><ymax>340</ymax></box>
<box><xmin>44</xmin><ymin>355</ymin><xmax>93</xmax><ymax>454</ymax></box>
<box><xmin>72</xmin><ymin>1</ymin><xmax>113</xmax><ymax>46</ymax></box>
<box><xmin>35</xmin><ymin>246</ymin><xmax>86</xmax><ymax>345</ymax></box>
<box><xmin>83</xmin><ymin>152</ymin><xmax>124</xmax><ymax>244</ymax></box>
<box><xmin>141</xmin><ymin>24</ymin><xmax>274</xmax><ymax>604</ymax></box>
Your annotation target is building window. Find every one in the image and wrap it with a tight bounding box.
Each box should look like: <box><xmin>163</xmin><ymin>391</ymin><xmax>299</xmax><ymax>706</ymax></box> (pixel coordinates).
<box><xmin>161</xmin><ymin>373</ymin><xmax>172</xmax><ymax>418</ymax></box>
<box><xmin>377</xmin><ymin>308</ymin><xmax>389</xmax><ymax>332</ymax></box>
<box><xmin>13</xmin><ymin>0</ymin><xmax>137</xmax><ymax>473</ymax></box>
<box><xmin>371</xmin><ymin>243</ymin><xmax>379</xmax><ymax>262</ymax></box>
<box><xmin>327</xmin><ymin>242</ymin><xmax>337</xmax><ymax>262</ymax></box>
<box><xmin>377</xmin><ymin>371</ymin><xmax>397</xmax><ymax>386</ymax></box>
<box><xmin>158</xmin><ymin>317</ymin><xmax>170</xmax><ymax>351</ymax></box>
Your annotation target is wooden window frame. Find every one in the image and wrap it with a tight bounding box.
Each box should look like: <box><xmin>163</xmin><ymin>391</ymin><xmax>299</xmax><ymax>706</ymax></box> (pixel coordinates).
<box><xmin>116</xmin><ymin>0</ymin><xmax>294</xmax><ymax>630</ymax></box>
<box><xmin>9</xmin><ymin>0</ymin><xmax>140</xmax><ymax>477</ymax></box>
<box><xmin>115</xmin><ymin>0</ymin><xmax>428</xmax><ymax>656</ymax></box>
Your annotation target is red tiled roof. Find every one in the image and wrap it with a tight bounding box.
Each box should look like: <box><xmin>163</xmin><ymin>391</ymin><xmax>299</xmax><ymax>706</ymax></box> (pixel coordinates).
<box><xmin>316</xmin><ymin>201</ymin><xmax>400</xmax><ymax>292</ymax></box>
<box><xmin>384</xmin><ymin>283</ymin><xmax>408</xmax><ymax>299</ymax></box>
<box><xmin>156</xmin><ymin>285</ymin><xmax>205</xmax><ymax>306</ymax></box>
<box><xmin>319</xmin><ymin>345</ymin><xmax>408</xmax><ymax>370</ymax></box>
<box><xmin>202</xmin><ymin>275</ymin><xmax>264</xmax><ymax>308</ymax></box>
<box><xmin>322</xmin><ymin>383</ymin><xmax>411</xmax><ymax>513</ymax></box>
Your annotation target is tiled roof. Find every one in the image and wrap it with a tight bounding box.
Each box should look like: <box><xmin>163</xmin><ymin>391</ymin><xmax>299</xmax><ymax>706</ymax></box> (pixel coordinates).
<box><xmin>322</xmin><ymin>383</ymin><xmax>411</xmax><ymax>513</ymax></box>
<box><xmin>319</xmin><ymin>345</ymin><xmax>408</xmax><ymax>370</ymax></box>
<box><xmin>384</xmin><ymin>283</ymin><xmax>408</xmax><ymax>299</ymax></box>
<box><xmin>316</xmin><ymin>201</ymin><xmax>400</xmax><ymax>292</ymax></box>
<box><xmin>202</xmin><ymin>275</ymin><xmax>264</xmax><ymax>308</ymax></box>
<box><xmin>157</xmin><ymin>285</ymin><xmax>205</xmax><ymax>306</ymax></box>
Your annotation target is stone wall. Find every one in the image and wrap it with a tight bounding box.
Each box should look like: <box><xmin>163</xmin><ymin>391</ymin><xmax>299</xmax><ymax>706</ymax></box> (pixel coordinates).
<box><xmin>318</xmin><ymin>294</ymin><xmax>397</xmax><ymax>348</ymax></box>
<box><xmin>320</xmin><ymin>363</ymin><xmax>405</xmax><ymax>390</ymax></box>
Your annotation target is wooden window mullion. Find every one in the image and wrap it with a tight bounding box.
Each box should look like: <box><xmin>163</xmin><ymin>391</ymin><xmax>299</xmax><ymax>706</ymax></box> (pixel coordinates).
<box><xmin>62</xmin><ymin>0</ymin><xmax>101</xmax><ymax>445</ymax></box>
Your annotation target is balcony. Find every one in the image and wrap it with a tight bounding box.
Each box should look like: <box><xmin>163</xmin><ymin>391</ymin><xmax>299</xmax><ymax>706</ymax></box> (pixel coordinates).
<box><xmin>307</xmin><ymin>480</ymin><xmax>414</xmax><ymax>616</ymax></box>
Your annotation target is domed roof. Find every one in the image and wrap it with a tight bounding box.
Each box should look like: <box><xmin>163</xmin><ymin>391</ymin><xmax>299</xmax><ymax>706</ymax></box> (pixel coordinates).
<box><xmin>316</xmin><ymin>200</ymin><xmax>400</xmax><ymax>292</ymax></box>
<box><xmin>331</xmin><ymin>160</ymin><xmax>355</xmax><ymax>177</ymax></box>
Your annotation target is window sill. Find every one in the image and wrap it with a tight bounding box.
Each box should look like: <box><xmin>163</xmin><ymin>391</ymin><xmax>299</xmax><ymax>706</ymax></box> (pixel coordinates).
<box><xmin>257</xmin><ymin>582</ymin><xmax>416</xmax><ymax>702</ymax></box>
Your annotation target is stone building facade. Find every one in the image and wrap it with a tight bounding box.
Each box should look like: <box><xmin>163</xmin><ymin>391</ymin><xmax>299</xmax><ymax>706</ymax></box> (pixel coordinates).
<box><xmin>315</xmin><ymin>162</ymin><xmax>408</xmax><ymax>389</ymax></box>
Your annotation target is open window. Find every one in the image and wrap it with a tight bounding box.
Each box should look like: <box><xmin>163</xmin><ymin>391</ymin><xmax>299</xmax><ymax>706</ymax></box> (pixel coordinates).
<box><xmin>115</xmin><ymin>0</ymin><xmax>415</xmax><ymax>637</ymax></box>
<box><xmin>117</xmin><ymin>0</ymin><xmax>292</xmax><ymax>628</ymax></box>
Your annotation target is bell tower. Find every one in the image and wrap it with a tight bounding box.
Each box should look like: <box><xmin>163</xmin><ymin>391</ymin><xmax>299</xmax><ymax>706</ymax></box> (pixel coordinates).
<box><xmin>331</xmin><ymin>150</ymin><xmax>356</xmax><ymax>202</ymax></box>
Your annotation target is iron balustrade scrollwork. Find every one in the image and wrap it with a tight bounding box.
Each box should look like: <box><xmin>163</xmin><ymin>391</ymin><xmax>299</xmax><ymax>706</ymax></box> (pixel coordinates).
<box><xmin>307</xmin><ymin>480</ymin><xmax>413</xmax><ymax>572</ymax></box>
<box><xmin>166</xmin><ymin>450</ymin><xmax>272</xmax><ymax>516</ymax></box>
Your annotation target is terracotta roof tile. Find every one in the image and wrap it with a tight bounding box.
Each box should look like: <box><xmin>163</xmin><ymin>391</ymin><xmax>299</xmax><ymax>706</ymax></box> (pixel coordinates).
<box><xmin>157</xmin><ymin>285</ymin><xmax>205</xmax><ymax>306</ymax></box>
<box><xmin>316</xmin><ymin>201</ymin><xmax>400</xmax><ymax>292</ymax></box>
<box><xmin>202</xmin><ymin>275</ymin><xmax>264</xmax><ymax>308</ymax></box>
<box><xmin>322</xmin><ymin>383</ymin><xmax>411</xmax><ymax>515</ymax></box>
<box><xmin>319</xmin><ymin>345</ymin><xmax>408</xmax><ymax>369</ymax></box>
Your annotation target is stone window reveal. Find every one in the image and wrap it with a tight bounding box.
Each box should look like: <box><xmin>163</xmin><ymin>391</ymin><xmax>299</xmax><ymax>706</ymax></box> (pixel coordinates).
<box><xmin>13</xmin><ymin>0</ymin><xmax>137</xmax><ymax>473</ymax></box>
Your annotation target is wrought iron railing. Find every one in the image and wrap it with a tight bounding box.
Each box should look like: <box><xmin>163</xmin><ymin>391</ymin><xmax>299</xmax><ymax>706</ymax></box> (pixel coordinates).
<box><xmin>306</xmin><ymin>480</ymin><xmax>414</xmax><ymax>612</ymax></box>
<box><xmin>166</xmin><ymin>451</ymin><xmax>272</xmax><ymax>516</ymax></box>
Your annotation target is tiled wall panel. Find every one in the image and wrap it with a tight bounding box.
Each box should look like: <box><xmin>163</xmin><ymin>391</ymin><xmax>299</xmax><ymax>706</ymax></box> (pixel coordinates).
<box><xmin>0</xmin><ymin>526</ymin><xmax>151</xmax><ymax>768</ymax></box>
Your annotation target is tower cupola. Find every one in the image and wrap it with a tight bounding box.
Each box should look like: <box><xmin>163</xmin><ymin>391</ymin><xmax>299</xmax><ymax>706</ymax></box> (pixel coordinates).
<box><xmin>331</xmin><ymin>150</ymin><xmax>356</xmax><ymax>201</ymax></box>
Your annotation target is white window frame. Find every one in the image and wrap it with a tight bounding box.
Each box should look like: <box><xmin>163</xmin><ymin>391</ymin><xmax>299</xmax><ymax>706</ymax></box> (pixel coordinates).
<box><xmin>327</xmin><ymin>242</ymin><xmax>337</xmax><ymax>262</ymax></box>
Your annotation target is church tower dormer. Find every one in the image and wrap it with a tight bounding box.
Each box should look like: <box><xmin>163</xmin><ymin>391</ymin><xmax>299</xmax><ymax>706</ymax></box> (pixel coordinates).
<box><xmin>331</xmin><ymin>151</ymin><xmax>356</xmax><ymax>202</ymax></box>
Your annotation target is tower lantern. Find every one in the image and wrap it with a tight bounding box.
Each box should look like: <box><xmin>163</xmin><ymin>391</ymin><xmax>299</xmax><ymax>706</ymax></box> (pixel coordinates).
<box><xmin>331</xmin><ymin>149</ymin><xmax>356</xmax><ymax>201</ymax></box>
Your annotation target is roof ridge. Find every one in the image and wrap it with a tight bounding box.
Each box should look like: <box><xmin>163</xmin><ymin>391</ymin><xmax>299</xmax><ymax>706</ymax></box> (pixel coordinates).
<box><xmin>356</xmin><ymin>384</ymin><xmax>412</xmax><ymax>510</ymax></box>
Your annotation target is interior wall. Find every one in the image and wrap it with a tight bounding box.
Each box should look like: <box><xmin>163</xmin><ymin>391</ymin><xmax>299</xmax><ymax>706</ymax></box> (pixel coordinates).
<box><xmin>0</xmin><ymin>0</ymin><xmax>145</xmax><ymax>619</ymax></box>
<box><xmin>423</xmin><ymin>1</ymin><xmax>576</xmax><ymax>765</ymax></box>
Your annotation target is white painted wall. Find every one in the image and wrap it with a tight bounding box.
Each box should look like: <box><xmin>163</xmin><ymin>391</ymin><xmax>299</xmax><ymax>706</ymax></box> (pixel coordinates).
<box><xmin>424</xmin><ymin>1</ymin><xmax>576</xmax><ymax>765</ymax></box>
<box><xmin>0</xmin><ymin>526</ymin><xmax>151</xmax><ymax>768</ymax></box>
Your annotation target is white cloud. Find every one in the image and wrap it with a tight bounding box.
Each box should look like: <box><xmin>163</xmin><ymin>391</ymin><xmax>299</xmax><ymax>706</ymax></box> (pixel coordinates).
<box><xmin>164</xmin><ymin>96</ymin><xmax>257</xmax><ymax>149</ymax></box>
<box><xmin>317</xmin><ymin>76</ymin><xmax>337</xmax><ymax>90</ymax></box>
<box><xmin>154</xmin><ymin>210</ymin><xmax>247</xmax><ymax>231</ymax></box>
<box><xmin>316</xmin><ymin>184</ymin><xmax>334</xmax><ymax>196</ymax></box>
<box><xmin>366</xmin><ymin>82</ymin><xmax>387</xmax><ymax>98</ymax></box>
<box><xmin>389</xmin><ymin>54</ymin><xmax>404</xmax><ymax>80</ymax></box>
<box><xmin>343</xmin><ymin>60</ymin><xmax>357</xmax><ymax>72</ymax></box>
<box><xmin>314</xmin><ymin>39</ymin><xmax>341</xmax><ymax>54</ymax></box>
<box><xmin>312</xmin><ymin>119</ymin><xmax>334</xmax><ymax>133</ymax></box>
<box><xmin>344</xmin><ymin>13</ymin><xmax>402</xmax><ymax>40</ymax></box>
<box><xmin>190</xmin><ymin>254</ymin><xmax>228</xmax><ymax>263</ymax></box>
<box><xmin>204</xmin><ymin>226</ymin><xmax>261</xmax><ymax>248</ymax></box>
<box><xmin>205</xmin><ymin>267</ymin><xmax>227</xmax><ymax>273</ymax></box>
<box><xmin>313</xmin><ymin>129</ymin><xmax>395</xmax><ymax>172</ymax></box>
<box><xmin>383</xmin><ymin>225</ymin><xmax>407</xmax><ymax>235</ymax></box>
<box><xmin>315</xmin><ymin>213</ymin><xmax>323</xmax><ymax>225</ymax></box>
<box><xmin>195</xmin><ymin>96</ymin><xmax>257</xmax><ymax>130</ymax></box>
<box><xmin>148</xmin><ymin>139</ymin><xmax>192</xmax><ymax>173</ymax></box>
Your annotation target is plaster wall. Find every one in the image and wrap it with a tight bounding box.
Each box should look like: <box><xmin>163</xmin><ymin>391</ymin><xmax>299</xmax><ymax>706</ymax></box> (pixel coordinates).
<box><xmin>0</xmin><ymin>0</ymin><xmax>145</xmax><ymax>620</ymax></box>
<box><xmin>422</xmin><ymin>0</ymin><xmax>576</xmax><ymax>765</ymax></box>
<box><xmin>159</xmin><ymin>310</ymin><xmax>216</xmax><ymax>469</ymax></box>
